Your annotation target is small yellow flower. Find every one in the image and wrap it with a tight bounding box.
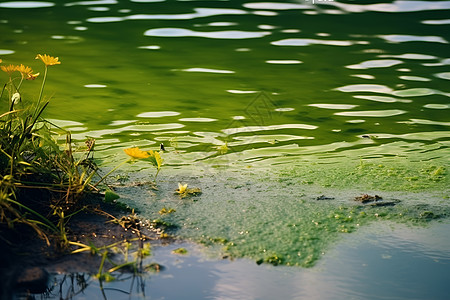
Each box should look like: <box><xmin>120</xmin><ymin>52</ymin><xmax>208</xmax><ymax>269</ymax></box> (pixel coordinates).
<box><xmin>16</xmin><ymin>64</ymin><xmax>39</xmax><ymax>80</ymax></box>
<box><xmin>16</xmin><ymin>64</ymin><xmax>32</xmax><ymax>76</ymax></box>
<box><xmin>176</xmin><ymin>183</ymin><xmax>188</xmax><ymax>194</ymax></box>
<box><xmin>35</xmin><ymin>54</ymin><xmax>61</xmax><ymax>66</ymax></box>
<box><xmin>1</xmin><ymin>64</ymin><xmax>17</xmax><ymax>75</ymax></box>
<box><xmin>124</xmin><ymin>147</ymin><xmax>150</xmax><ymax>159</ymax></box>
<box><xmin>217</xmin><ymin>143</ymin><xmax>229</xmax><ymax>154</ymax></box>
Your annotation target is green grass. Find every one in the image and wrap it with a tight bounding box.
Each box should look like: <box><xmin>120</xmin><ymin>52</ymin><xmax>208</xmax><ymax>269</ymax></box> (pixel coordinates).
<box><xmin>0</xmin><ymin>55</ymin><xmax>99</xmax><ymax>248</ymax></box>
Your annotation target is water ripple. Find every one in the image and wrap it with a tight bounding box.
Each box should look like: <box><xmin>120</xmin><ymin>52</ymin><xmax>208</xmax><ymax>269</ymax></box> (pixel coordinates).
<box><xmin>399</xmin><ymin>76</ymin><xmax>431</xmax><ymax>82</ymax></box>
<box><xmin>353</xmin><ymin>95</ymin><xmax>412</xmax><ymax>103</ymax></box>
<box><xmin>328</xmin><ymin>1</ymin><xmax>450</xmax><ymax>13</ymax></box>
<box><xmin>346</xmin><ymin>59</ymin><xmax>403</xmax><ymax>69</ymax></box>
<box><xmin>144</xmin><ymin>28</ymin><xmax>270</xmax><ymax>39</ymax></box>
<box><xmin>422</xmin><ymin>19</ymin><xmax>450</xmax><ymax>25</ymax></box>
<box><xmin>336</xmin><ymin>84</ymin><xmax>394</xmax><ymax>94</ymax></box>
<box><xmin>379</xmin><ymin>34</ymin><xmax>448</xmax><ymax>44</ymax></box>
<box><xmin>137</xmin><ymin>111</ymin><xmax>180</xmax><ymax>118</ymax></box>
<box><xmin>368</xmin><ymin>131</ymin><xmax>450</xmax><ymax>141</ymax></box>
<box><xmin>0</xmin><ymin>49</ymin><xmax>14</xmax><ymax>55</ymax></box>
<box><xmin>0</xmin><ymin>1</ymin><xmax>55</xmax><ymax>8</ymax></box>
<box><xmin>334</xmin><ymin>110</ymin><xmax>406</xmax><ymax>117</ymax></box>
<box><xmin>393</xmin><ymin>88</ymin><xmax>449</xmax><ymax>97</ymax></box>
<box><xmin>265</xmin><ymin>60</ymin><xmax>303</xmax><ymax>64</ymax></box>
<box><xmin>399</xmin><ymin>119</ymin><xmax>450</xmax><ymax>126</ymax></box>
<box><xmin>434</xmin><ymin>72</ymin><xmax>450</xmax><ymax>80</ymax></box>
<box><xmin>377</xmin><ymin>53</ymin><xmax>437</xmax><ymax>60</ymax></box>
<box><xmin>223</xmin><ymin>124</ymin><xmax>318</xmax><ymax>135</ymax></box>
<box><xmin>243</xmin><ymin>2</ymin><xmax>310</xmax><ymax>10</ymax></box>
<box><xmin>65</xmin><ymin>0</ymin><xmax>117</xmax><ymax>6</ymax></box>
<box><xmin>88</xmin><ymin>8</ymin><xmax>247</xmax><ymax>22</ymax></box>
<box><xmin>179</xmin><ymin>118</ymin><xmax>217</xmax><ymax>122</ymax></box>
<box><xmin>308</xmin><ymin>104</ymin><xmax>358</xmax><ymax>110</ymax></box>
<box><xmin>180</xmin><ymin>68</ymin><xmax>235</xmax><ymax>74</ymax></box>
<box><xmin>271</xmin><ymin>38</ymin><xmax>362</xmax><ymax>47</ymax></box>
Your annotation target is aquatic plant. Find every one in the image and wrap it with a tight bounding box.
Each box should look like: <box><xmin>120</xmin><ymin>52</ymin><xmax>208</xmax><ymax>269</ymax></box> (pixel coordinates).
<box><xmin>69</xmin><ymin>211</ymin><xmax>156</xmax><ymax>284</ymax></box>
<box><xmin>176</xmin><ymin>182</ymin><xmax>188</xmax><ymax>194</ymax></box>
<box><xmin>95</xmin><ymin>147</ymin><xmax>163</xmax><ymax>188</ymax></box>
<box><xmin>175</xmin><ymin>182</ymin><xmax>202</xmax><ymax>198</ymax></box>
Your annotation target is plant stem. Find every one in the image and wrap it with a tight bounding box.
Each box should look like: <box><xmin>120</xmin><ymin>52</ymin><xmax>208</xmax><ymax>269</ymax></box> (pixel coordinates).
<box><xmin>93</xmin><ymin>159</ymin><xmax>131</xmax><ymax>188</ymax></box>
<box><xmin>34</xmin><ymin>65</ymin><xmax>48</xmax><ymax>119</ymax></box>
<box><xmin>7</xmin><ymin>198</ymin><xmax>58</xmax><ymax>232</ymax></box>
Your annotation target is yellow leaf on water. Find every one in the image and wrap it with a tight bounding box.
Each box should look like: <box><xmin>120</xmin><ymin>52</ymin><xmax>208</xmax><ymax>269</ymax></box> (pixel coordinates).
<box><xmin>124</xmin><ymin>147</ymin><xmax>150</xmax><ymax>159</ymax></box>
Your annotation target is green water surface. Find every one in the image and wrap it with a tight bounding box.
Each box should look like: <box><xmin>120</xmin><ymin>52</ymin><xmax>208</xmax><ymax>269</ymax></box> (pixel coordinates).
<box><xmin>1</xmin><ymin>0</ymin><xmax>450</xmax><ymax>268</ymax></box>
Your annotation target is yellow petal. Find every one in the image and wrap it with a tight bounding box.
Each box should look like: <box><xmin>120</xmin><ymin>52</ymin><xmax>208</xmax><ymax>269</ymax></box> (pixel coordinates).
<box><xmin>1</xmin><ymin>64</ymin><xmax>17</xmax><ymax>75</ymax></box>
<box><xmin>27</xmin><ymin>72</ymin><xmax>40</xmax><ymax>80</ymax></box>
<box><xmin>35</xmin><ymin>54</ymin><xmax>61</xmax><ymax>66</ymax></box>
<box><xmin>177</xmin><ymin>183</ymin><xmax>188</xmax><ymax>194</ymax></box>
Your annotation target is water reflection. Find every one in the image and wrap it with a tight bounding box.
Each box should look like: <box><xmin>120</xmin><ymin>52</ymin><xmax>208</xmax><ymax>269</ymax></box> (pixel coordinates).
<box><xmin>378</xmin><ymin>34</ymin><xmax>448</xmax><ymax>44</ymax></box>
<box><xmin>144</xmin><ymin>28</ymin><xmax>270</xmax><ymax>39</ymax></box>
<box><xmin>334</xmin><ymin>109</ymin><xmax>406</xmax><ymax>117</ymax></box>
<box><xmin>0</xmin><ymin>1</ymin><xmax>55</xmax><ymax>8</ymax></box>
<box><xmin>180</xmin><ymin>67</ymin><xmax>235</xmax><ymax>73</ymax></box>
<box><xmin>18</xmin><ymin>222</ymin><xmax>450</xmax><ymax>300</ymax></box>
<box><xmin>65</xmin><ymin>0</ymin><xmax>117</xmax><ymax>6</ymax></box>
<box><xmin>399</xmin><ymin>75</ymin><xmax>431</xmax><ymax>81</ymax></box>
<box><xmin>353</xmin><ymin>95</ymin><xmax>412</xmax><ymax>103</ymax></box>
<box><xmin>87</xmin><ymin>8</ymin><xmax>247</xmax><ymax>22</ymax></box>
<box><xmin>271</xmin><ymin>38</ymin><xmax>361</xmax><ymax>46</ymax></box>
<box><xmin>327</xmin><ymin>0</ymin><xmax>450</xmax><ymax>13</ymax></box>
<box><xmin>336</xmin><ymin>84</ymin><xmax>394</xmax><ymax>93</ymax></box>
<box><xmin>137</xmin><ymin>111</ymin><xmax>180</xmax><ymax>118</ymax></box>
<box><xmin>346</xmin><ymin>59</ymin><xmax>403</xmax><ymax>69</ymax></box>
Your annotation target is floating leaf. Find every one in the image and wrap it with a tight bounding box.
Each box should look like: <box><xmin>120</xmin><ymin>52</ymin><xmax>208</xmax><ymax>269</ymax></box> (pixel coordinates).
<box><xmin>104</xmin><ymin>189</ymin><xmax>120</xmax><ymax>203</ymax></box>
<box><xmin>172</xmin><ymin>248</ymin><xmax>188</xmax><ymax>255</ymax></box>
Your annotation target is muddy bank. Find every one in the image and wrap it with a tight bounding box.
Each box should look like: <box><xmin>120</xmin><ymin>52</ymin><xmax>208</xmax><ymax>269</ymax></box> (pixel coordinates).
<box><xmin>0</xmin><ymin>198</ymin><xmax>168</xmax><ymax>299</ymax></box>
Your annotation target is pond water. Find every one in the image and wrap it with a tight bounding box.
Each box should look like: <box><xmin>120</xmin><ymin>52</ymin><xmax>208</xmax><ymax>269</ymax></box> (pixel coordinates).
<box><xmin>39</xmin><ymin>221</ymin><xmax>450</xmax><ymax>300</ymax></box>
<box><xmin>1</xmin><ymin>0</ymin><xmax>450</xmax><ymax>299</ymax></box>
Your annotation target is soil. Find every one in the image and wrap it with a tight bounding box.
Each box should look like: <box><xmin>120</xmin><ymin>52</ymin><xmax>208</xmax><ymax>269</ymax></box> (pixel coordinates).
<box><xmin>0</xmin><ymin>196</ymin><xmax>169</xmax><ymax>299</ymax></box>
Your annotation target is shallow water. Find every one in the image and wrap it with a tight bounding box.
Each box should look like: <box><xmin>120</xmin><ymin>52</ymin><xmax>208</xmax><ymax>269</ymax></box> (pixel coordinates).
<box><xmin>1</xmin><ymin>0</ymin><xmax>450</xmax><ymax>298</ymax></box>
<box><xmin>35</xmin><ymin>221</ymin><xmax>450</xmax><ymax>300</ymax></box>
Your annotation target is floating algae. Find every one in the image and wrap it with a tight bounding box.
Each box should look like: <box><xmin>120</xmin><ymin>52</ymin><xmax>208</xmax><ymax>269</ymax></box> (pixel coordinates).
<box><xmin>122</xmin><ymin>158</ymin><xmax>450</xmax><ymax>267</ymax></box>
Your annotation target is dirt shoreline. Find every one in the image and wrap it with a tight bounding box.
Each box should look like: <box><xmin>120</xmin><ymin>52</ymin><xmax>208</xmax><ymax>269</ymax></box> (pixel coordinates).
<box><xmin>0</xmin><ymin>198</ymin><xmax>166</xmax><ymax>299</ymax></box>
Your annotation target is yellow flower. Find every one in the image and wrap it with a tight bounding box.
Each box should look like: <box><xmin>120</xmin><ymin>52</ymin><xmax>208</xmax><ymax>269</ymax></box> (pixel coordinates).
<box><xmin>176</xmin><ymin>183</ymin><xmax>188</xmax><ymax>194</ymax></box>
<box><xmin>16</xmin><ymin>64</ymin><xmax>39</xmax><ymax>80</ymax></box>
<box><xmin>35</xmin><ymin>54</ymin><xmax>61</xmax><ymax>66</ymax></box>
<box><xmin>217</xmin><ymin>143</ymin><xmax>229</xmax><ymax>154</ymax></box>
<box><xmin>124</xmin><ymin>147</ymin><xmax>150</xmax><ymax>159</ymax></box>
<box><xmin>1</xmin><ymin>64</ymin><xmax>17</xmax><ymax>75</ymax></box>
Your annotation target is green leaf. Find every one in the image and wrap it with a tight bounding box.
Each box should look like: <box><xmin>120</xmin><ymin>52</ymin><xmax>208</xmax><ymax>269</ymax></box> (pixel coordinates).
<box><xmin>104</xmin><ymin>189</ymin><xmax>120</xmax><ymax>203</ymax></box>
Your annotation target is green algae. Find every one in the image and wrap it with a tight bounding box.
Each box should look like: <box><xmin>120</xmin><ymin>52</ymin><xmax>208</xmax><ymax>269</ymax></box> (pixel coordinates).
<box><xmin>198</xmin><ymin>201</ymin><xmax>449</xmax><ymax>267</ymax></box>
<box><xmin>277</xmin><ymin>158</ymin><xmax>449</xmax><ymax>193</ymax></box>
<box><xmin>99</xmin><ymin>142</ymin><xmax>449</xmax><ymax>268</ymax></box>
<box><xmin>133</xmin><ymin>164</ymin><xmax>448</xmax><ymax>268</ymax></box>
